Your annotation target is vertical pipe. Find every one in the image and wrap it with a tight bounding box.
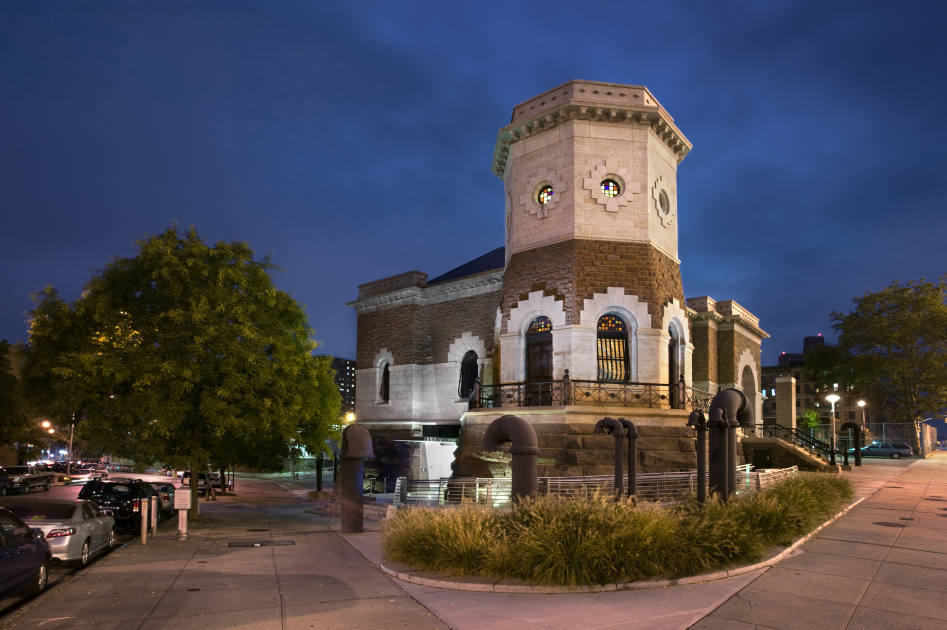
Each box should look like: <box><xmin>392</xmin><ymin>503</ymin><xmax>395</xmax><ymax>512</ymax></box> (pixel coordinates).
<box><xmin>726</xmin><ymin>416</ymin><xmax>738</xmax><ymax>496</ymax></box>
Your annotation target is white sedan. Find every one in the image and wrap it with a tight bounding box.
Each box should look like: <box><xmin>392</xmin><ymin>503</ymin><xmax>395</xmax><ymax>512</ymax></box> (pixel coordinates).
<box><xmin>0</xmin><ymin>498</ymin><xmax>117</xmax><ymax>566</ymax></box>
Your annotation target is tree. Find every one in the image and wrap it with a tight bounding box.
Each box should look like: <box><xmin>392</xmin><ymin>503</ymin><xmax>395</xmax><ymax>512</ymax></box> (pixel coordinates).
<box><xmin>809</xmin><ymin>277</ymin><xmax>947</xmax><ymax>450</ymax></box>
<box><xmin>0</xmin><ymin>340</ymin><xmax>30</xmax><ymax>446</ymax></box>
<box><xmin>25</xmin><ymin>226</ymin><xmax>340</xmax><ymax>508</ymax></box>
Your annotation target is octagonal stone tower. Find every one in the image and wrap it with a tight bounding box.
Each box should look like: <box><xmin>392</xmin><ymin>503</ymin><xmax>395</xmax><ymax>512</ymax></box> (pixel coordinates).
<box><xmin>492</xmin><ymin>80</ymin><xmax>694</xmax><ymax>388</ymax></box>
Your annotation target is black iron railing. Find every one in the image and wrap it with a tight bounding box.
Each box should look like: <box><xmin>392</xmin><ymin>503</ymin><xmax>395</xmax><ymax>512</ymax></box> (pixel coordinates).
<box><xmin>754</xmin><ymin>423</ymin><xmax>836</xmax><ymax>461</ymax></box>
<box><xmin>474</xmin><ymin>372</ymin><xmax>712</xmax><ymax>411</ymax></box>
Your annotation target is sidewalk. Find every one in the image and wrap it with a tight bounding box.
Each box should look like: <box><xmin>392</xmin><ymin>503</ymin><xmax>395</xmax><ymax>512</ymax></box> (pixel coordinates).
<box><xmin>0</xmin><ymin>477</ymin><xmax>445</xmax><ymax>630</ymax></box>
<box><xmin>2</xmin><ymin>456</ymin><xmax>944</xmax><ymax>629</ymax></box>
<box><xmin>692</xmin><ymin>452</ymin><xmax>947</xmax><ymax>630</ymax></box>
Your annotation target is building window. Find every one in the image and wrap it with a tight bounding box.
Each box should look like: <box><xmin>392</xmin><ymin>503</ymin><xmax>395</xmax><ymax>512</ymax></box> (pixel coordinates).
<box><xmin>600</xmin><ymin>179</ymin><xmax>621</xmax><ymax>197</ymax></box>
<box><xmin>379</xmin><ymin>362</ymin><xmax>390</xmax><ymax>403</ymax></box>
<box><xmin>537</xmin><ymin>185</ymin><xmax>554</xmax><ymax>205</ymax></box>
<box><xmin>458</xmin><ymin>350</ymin><xmax>478</xmax><ymax>399</ymax></box>
<box><xmin>597</xmin><ymin>314</ymin><xmax>629</xmax><ymax>382</ymax></box>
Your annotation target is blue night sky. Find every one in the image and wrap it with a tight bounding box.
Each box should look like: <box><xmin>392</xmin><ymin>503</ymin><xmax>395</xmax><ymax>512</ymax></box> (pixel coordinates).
<box><xmin>2</xmin><ymin>1</ymin><xmax>945</xmax><ymax>366</ymax></box>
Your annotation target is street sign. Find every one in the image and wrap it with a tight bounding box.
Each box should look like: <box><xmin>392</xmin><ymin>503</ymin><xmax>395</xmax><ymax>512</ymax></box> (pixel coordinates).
<box><xmin>174</xmin><ymin>490</ymin><xmax>191</xmax><ymax>510</ymax></box>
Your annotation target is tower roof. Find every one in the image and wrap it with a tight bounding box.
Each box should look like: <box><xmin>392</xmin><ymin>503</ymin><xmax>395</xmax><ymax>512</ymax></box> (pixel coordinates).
<box><xmin>492</xmin><ymin>80</ymin><xmax>692</xmax><ymax>178</ymax></box>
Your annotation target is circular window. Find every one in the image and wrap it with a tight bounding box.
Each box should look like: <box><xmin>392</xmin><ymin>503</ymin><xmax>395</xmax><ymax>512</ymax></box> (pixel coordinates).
<box><xmin>537</xmin><ymin>185</ymin><xmax>554</xmax><ymax>205</ymax></box>
<box><xmin>658</xmin><ymin>190</ymin><xmax>670</xmax><ymax>215</ymax></box>
<box><xmin>600</xmin><ymin>179</ymin><xmax>621</xmax><ymax>198</ymax></box>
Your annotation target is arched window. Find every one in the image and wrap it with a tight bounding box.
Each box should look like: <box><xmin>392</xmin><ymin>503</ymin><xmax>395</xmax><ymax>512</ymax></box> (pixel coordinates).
<box><xmin>597</xmin><ymin>314</ymin><xmax>629</xmax><ymax>382</ymax></box>
<box><xmin>458</xmin><ymin>350</ymin><xmax>478</xmax><ymax>399</ymax></box>
<box><xmin>379</xmin><ymin>362</ymin><xmax>390</xmax><ymax>403</ymax></box>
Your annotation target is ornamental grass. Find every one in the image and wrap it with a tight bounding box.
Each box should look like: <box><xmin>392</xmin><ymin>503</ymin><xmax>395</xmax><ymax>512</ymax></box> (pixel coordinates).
<box><xmin>382</xmin><ymin>473</ymin><xmax>852</xmax><ymax>587</ymax></box>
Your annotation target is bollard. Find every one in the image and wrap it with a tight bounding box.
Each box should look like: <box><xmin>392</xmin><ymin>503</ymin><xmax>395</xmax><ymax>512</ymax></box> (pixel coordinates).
<box><xmin>140</xmin><ymin>499</ymin><xmax>148</xmax><ymax>545</ymax></box>
<box><xmin>340</xmin><ymin>424</ymin><xmax>374</xmax><ymax>533</ymax></box>
<box><xmin>178</xmin><ymin>509</ymin><xmax>188</xmax><ymax>540</ymax></box>
<box><xmin>150</xmin><ymin>496</ymin><xmax>158</xmax><ymax>537</ymax></box>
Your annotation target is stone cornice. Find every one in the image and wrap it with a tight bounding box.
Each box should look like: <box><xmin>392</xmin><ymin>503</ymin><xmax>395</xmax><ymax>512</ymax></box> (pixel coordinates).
<box><xmin>349</xmin><ymin>269</ymin><xmax>503</xmax><ymax>314</ymax></box>
<box><xmin>492</xmin><ymin>103</ymin><xmax>692</xmax><ymax>178</ymax></box>
<box><xmin>718</xmin><ymin>315</ymin><xmax>770</xmax><ymax>340</ymax></box>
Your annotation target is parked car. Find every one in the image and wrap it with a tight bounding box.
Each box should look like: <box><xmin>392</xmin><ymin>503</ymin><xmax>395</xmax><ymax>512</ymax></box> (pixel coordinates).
<box><xmin>0</xmin><ymin>498</ymin><xmax>116</xmax><ymax>567</ymax></box>
<box><xmin>148</xmin><ymin>482</ymin><xmax>176</xmax><ymax>515</ymax></box>
<box><xmin>77</xmin><ymin>480</ymin><xmax>160</xmax><ymax>532</ymax></box>
<box><xmin>3</xmin><ymin>465</ymin><xmax>55</xmax><ymax>494</ymax></box>
<box><xmin>0</xmin><ymin>506</ymin><xmax>51</xmax><ymax>598</ymax></box>
<box><xmin>849</xmin><ymin>441</ymin><xmax>913</xmax><ymax>459</ymax></box>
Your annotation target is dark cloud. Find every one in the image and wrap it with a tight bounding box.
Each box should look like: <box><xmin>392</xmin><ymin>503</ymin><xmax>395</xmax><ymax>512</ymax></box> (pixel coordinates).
<box><xmin>2</xmin><ymin>0</ymin><xmax>945</xmax><ymax>365</ymax></box>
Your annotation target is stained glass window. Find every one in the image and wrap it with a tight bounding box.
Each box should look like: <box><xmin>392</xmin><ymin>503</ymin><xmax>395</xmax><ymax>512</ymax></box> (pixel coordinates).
<box><xmin>600</xmin><ymin>179</ymin><xmax>621</xmax><ymax>197</ymax></box>
<box><xmin>527</xmin><ymin>316</ymin><xmax>552</xmax><ymax>334</ymax></box>
<box><xmin>537</xmin><ymin>185</ymin><xmax>554</xmax><ymax>205</ymax></box>
<box><xmin>597</xmin><ymin>314</ymin><xmax>629</xmax><ymax>382</ymax></box>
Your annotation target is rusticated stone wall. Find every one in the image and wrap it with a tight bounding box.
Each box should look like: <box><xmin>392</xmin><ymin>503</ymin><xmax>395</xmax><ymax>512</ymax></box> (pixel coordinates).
<box><xmin>499</xmin><ymin>239</ymin><xmax>684</xmax><ymax>332</ymax></box>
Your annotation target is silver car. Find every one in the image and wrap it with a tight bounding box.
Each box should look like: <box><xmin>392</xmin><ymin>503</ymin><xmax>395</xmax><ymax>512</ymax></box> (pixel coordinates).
<box><xmin>0</xmin><ymin>499</ymin><xmax>117</xmax><ymax>566</ymax></box>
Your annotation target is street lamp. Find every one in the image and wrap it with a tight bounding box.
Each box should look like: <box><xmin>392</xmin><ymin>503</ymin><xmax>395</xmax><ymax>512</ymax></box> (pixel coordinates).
<box><xmin>826</xmin><ymin>393</ymin><xmax>840</xmax><ymax>465</ymax></box>
<box><xmin>345</xmin><ymin>412</ymin><xmax>356</xmax><ymax>424</ymax></box>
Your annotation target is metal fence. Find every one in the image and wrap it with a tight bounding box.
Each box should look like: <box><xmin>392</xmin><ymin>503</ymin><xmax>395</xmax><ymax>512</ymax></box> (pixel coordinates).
<box><xmin>475</xmin><ymin>377</ymin><xmax>713</xmax><ymax>411</ymax></box>
<box><xmin>392</xmin><ymin>465</ymin><xmax>799</xmax><ymax>509</ymax></box>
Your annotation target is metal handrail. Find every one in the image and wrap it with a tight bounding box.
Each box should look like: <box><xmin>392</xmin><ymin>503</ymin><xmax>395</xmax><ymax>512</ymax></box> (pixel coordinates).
<box><xmin>476</xmin><ymin>377</ymin><xmax>712</xmax><ymax>411</ymax></box>
<box><xmin>755</xmin><ymin>423</ymin><xmax>836</xmax><ymax>461</ymax></box>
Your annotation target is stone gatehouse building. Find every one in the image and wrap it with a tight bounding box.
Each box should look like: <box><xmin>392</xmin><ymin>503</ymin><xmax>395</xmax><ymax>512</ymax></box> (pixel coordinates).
<box><xmin>350</xmin><ymin>80</ymin><xmax>768</xmax><ymax>483</ymax></box>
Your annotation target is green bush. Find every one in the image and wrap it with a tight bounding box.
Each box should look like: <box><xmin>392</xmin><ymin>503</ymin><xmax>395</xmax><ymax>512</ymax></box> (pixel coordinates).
<box><xmin>383</xmin><ymin>473</ymin><xmax>853</xmax><ymax>586</ymax></box>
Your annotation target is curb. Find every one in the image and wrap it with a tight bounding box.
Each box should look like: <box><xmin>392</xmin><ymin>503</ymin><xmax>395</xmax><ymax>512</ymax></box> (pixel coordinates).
<box><xmin>379</xmin><ymin>496</ymin><xmax>868</xmax><ymax>594</ymax></box>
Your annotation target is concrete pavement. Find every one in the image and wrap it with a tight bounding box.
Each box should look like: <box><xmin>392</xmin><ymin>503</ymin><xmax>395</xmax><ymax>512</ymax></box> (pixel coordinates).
<box><xmin>2</xmin><ymin>454</ymin><xmax>944</xmax><ymax>630</ymax></box>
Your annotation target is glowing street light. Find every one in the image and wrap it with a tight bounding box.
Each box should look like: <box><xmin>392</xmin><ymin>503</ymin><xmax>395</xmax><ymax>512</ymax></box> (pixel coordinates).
<box><xmin>826</xmin><ymin>393</ymin><xmax>841</xmax><ymax>466</ymax></box>
<box><xmin>345</xmin><ymin>412</ymin><xmax>356</xmax><ymax>424</ymax></box>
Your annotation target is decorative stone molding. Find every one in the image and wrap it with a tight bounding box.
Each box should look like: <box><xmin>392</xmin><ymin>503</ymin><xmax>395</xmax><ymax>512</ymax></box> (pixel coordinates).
<box><xmin>349</xmin><ymin>270</ymin><xmax>503</xmax><ymax>314</ymax></box>
<box><xmin>582</xmin><ymin>159</ymin><xmax>640</xmax><ymax>213</ymax></box>
<box><xmin>493</xmin><ymin>102</ymin><xmax>691</xmax><ymax>178</ymax></box>
<box><xmin>447</xmin><ymin>332</ymin><xmax>487</xmax><ymax>365</ymax></box>
<box><xmin>661</xmin><ymin>298</ymin><xmax>690</xmax><ymax>344</ymax></box>
<box><xmin>579</xmin><ymin>287</ymin><xmax>652</xmax><ymax>330</ymax></box>
<box><xmin>519</xmin><ymin>171</ymin><xmax>567</xmax><ymax>220</ymax></box>
<box><xmin>651</xmin><ymin>175</ymin><xmax>675</xmax><ymax>228</ymax></box>
<box><xmin>505</xmin><ymin>290</ymin><xmax>567</xmax><ymax>336</ymax></box>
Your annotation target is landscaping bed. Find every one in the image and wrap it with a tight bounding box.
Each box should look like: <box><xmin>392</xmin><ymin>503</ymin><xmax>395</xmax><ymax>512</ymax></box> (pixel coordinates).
<box><xmin>383</xmin><ymin>473</ymin><xmax>853</xmax><ymax>587</ymax></box>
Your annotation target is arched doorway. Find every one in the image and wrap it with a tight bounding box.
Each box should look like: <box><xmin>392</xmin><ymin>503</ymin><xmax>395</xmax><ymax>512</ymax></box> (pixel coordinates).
<box><xmin>525</xmin><ymin>316</ymin><xmax>552</xmax><ymax>405</ymax></box>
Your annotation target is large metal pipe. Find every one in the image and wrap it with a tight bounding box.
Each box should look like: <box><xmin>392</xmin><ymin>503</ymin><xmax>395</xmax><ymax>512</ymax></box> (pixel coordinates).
<box><xmin>709</xmin><ymin>388</ymin><xmax>748</xmax><ymax>502</ymax></box>
<box><xmin>594</xmin><ymin>417</ymin><xmax>626</xmax><ymax>498</ymax></box>
<box><xmin>617</xmin><ymin>418</ymin><xmax>639</xmax><ymax>498</ymax></box>
<box><xmin>483</xmin><ymin>415</ymin><xmax>539</xmax><ymax>501</ymax></box>
<box><xmin>687</xmin><ymin>410</ymin><xmax>707</xmax><ymax>503</ymax></box>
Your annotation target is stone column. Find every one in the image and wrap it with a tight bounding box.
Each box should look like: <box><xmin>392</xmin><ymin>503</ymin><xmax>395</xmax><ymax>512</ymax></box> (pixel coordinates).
<box><xmin>775</xmin><ymin>376</ymin><xmax>796</xmax><ymax>430</ymax></box>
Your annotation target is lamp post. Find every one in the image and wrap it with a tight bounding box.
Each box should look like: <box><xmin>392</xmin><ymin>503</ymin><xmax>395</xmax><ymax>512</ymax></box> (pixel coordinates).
<box><xmin>826</xmin><ymin>393</ymin><xmax>840</xmax><ymax>465</ymax></box>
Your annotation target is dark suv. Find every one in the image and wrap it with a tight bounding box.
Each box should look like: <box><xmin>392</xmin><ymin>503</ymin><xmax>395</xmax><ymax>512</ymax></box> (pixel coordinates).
<box><xmin>78</xmin><ymin>480</ymin><xmax>159</xmax><ymax>531</ymax></box>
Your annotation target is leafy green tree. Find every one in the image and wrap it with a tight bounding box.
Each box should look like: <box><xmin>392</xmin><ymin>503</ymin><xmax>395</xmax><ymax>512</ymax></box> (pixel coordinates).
<box><xmin>808</xmin><ymin>277</ymin><xmax>947</xmax><ymax>450</ymax></box>
<box><xmin>799</xmin><ymin>408</ymin><xmax>821</xmax><ymax>430</ymax></box>
<box><xmin>24</xmin><ymin>226</ymin><xmax>340</xmax><ymax>508</ymax></box>
<box><xmin>0</xmin><ymin>340</ymin><xmax>30</xmax><ymax>447</ymax></box>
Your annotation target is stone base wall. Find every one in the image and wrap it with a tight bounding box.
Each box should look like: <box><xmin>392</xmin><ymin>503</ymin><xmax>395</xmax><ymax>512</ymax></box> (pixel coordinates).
<box><xmin>456</xmin><ymin>407</ymin><xmax>696</xmax><ymax>478</ymax></box>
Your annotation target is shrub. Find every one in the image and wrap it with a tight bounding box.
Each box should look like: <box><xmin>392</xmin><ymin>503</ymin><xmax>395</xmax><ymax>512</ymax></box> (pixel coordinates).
<box><xmin>382</xmin><ymin>473</ymin><xmax>853</xmax><ymax>586</ymax></box>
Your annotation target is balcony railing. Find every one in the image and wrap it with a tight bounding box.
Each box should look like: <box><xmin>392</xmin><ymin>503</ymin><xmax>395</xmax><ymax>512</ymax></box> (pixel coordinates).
<box><xmin>473</xmin><ymin>371</ymin><xmax>712</xmax><ymax>411</ymax></box>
